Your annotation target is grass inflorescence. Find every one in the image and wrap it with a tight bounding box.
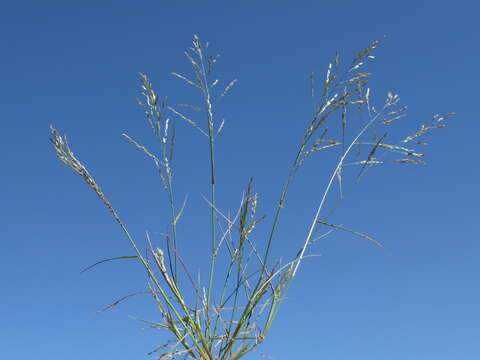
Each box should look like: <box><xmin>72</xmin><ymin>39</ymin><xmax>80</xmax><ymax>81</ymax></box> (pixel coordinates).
<box><xmin>50</xmin><ymin>35</ymin><xmax>453</xmax><ymax>360</ymax></box>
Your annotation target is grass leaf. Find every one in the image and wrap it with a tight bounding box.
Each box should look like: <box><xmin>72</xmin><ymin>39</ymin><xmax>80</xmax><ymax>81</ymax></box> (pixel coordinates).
<box><xmin>80</xmin><ymin>255</ymin><xmax>139</xmax><ymax>274</ymax></box>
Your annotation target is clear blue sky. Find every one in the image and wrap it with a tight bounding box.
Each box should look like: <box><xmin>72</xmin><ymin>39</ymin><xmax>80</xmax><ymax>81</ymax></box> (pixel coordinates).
<box><xmin>1</xmin><ymin>1</ymin><xmax>478</xmax><ymax>359</ymax></box>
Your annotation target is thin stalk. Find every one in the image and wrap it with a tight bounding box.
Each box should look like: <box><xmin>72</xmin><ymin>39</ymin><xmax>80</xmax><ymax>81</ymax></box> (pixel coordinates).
<box><xmin>166</xmin><ymin>178</ymin><xmax>179</xmax><ymax>283</ymax></box>
<box><xmin>212</xmin><ymin>220</ymin><xmax>238</xmax><ymax>349</ymax></box>
<box><xmin>292</xmin><ymin>104</ymin><xmax>386</xmax><ymax>277</ymax></box>
<box><xmin>196</xmin><ymin>47</ymin><xmax>217</xmax><ymax>343</ymax></box>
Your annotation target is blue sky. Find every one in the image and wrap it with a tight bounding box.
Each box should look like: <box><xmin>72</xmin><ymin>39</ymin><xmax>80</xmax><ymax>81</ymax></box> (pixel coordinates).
<box><xmin>1</xmin><ymin>1</ymin><xmax>478</xmax><ymax>359</ymax></box>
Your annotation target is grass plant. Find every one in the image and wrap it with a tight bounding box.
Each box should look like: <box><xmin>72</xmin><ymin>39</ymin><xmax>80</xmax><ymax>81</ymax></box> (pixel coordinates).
<box><xmin>50</xmin><ymin>35</ymin><xmax>453</xmax><ymax>360</ymax></box>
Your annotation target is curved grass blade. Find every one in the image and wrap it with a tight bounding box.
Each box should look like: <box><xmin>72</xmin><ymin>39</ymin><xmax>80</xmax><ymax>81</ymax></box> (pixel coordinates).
<box><xmin>316</xmin><ymin>220</ymin><xmax>382</xmax><ymax>247</ymax></box>
<box><xmin>80</xmin><ymin>255</ymin><xmax>139</xmax><ymax>274</ymax></box>
<box><xmin>98</xmin><ymin>291</ymin><xmax>149</xmax><ymax>313</ymax></box>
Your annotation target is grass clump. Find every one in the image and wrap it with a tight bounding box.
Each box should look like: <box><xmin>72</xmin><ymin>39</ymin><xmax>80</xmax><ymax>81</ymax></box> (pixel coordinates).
<box><xmin>50</xmin><ymin>35</ymin><xmax>453</xmax><ymax>360</ymax></box>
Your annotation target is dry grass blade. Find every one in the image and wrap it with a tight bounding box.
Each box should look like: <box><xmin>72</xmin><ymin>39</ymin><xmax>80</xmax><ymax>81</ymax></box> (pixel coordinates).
<box><xmin>382</xmin><ymin>106</ymin><xmax>408</xmax><ymax>125</ymax></box>
<box><xmin>393</xmin><ymin>158</ymin><xmax>426</xmax><ymax>164</ymax></box>
<box><xmin>184</xmin><ymin>51</ymin><xmax>200</xmax><ymax>71</ymax></box>
<box><xmin>316</xmin><ymin>220</ymin><xmax>382</xmax><ymax>247</ymax></box>
<box><xmin>167</xmin><ymin>106</ymin><xmax>208</xmax><ymax>137</ymax></box>
<box><xmin>356</xmin><ymin>132</ymin><xmax>387</xmax><ymax>179</ymax></box>
<box><xmin>346</xmin><ymin>159</ymin><xmax>384</xmax><ymax>166</ymax></box>
<box><xmin>172</xmin><ymin>72</ymin><xmax>200</xmax><ymax>88</ymax></box>
<box><xmin>122</xmin><ymin>133</ymin><xmax>160</xmax><ymax>167</ymax></box>
<box><xmin>403</xmin><ymin>123</ymin><xmax>446</xmax><ymax>143</ymax></box>
<box><xmin>177</xmin><ymin>103</ymin><xmax>202</xmax><ymax>112</ymax></box>
<box><xmin>216</xmin><ymin>118</ymin><xmax>225</xmax><ymax>137</ymax></box>
<box><xmin>80</xmin><ymin>255</ymin><xmax>138</xmax><ymax>274</ymax></box>
<box><xmin>98</xmin><ymin>291</ymin><xmax>149</xmax><ymax>313</ymax></box>
<box><xmin>355</xmin><ymin>142</ymin><xmax>424</xmax><ymax>157</ymax></box>
<box><xmin>218</xmin><ymin>79</ymin><xmax>238</xmax><ymax>101</ymax></box>
<box><xmin>156</xmin><ymin>347</ymin><xmax>194</xmax><ymax>360</ymax></box>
